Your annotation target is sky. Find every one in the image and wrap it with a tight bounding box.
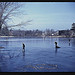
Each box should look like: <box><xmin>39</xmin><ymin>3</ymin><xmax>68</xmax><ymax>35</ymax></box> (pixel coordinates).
<box><xmin>8</xmin><ymin>2</ymin><xmax>75</xmax><ymax>31</ymax></box>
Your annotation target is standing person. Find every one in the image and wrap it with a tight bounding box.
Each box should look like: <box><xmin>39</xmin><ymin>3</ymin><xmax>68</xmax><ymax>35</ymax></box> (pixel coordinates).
<box><xmin>55</xmin><ymin>42</ymin><xmax>57</xmax><ymax>47</ymax></box>
<box><xmin>69</xmin><ymin>39</ymin><xmax>71</xmax><ymax>46</ymax></box>
<box><xmin>69</xmin><ymin>39</ymin><xmax>71</xmax><ymax>42</ymax></box>
<box><xmin>55</xmin><ymin>42</ymin><xmax>60</xmax><ymax>48</ymax></box>
<box><xmin>22</xmin><ymin>43</ymin><xmax>25</xmax><ymax>52</ymax></box>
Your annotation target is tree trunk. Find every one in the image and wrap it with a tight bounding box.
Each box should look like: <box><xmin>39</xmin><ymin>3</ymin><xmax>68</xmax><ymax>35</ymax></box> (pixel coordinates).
<box><xmin>0</xmin><ymin>20</ymin><xmax>2</xmax><ymax>31</ymax></box>
<box><xmin>0</xmin><ymin>27</ymin><xmax>1</xmax><ymax>31</ymax></box>
<box><xmin>0</xmin><ymin>23</ymin><xmax>2</xmax><ymax>31</ymax></box>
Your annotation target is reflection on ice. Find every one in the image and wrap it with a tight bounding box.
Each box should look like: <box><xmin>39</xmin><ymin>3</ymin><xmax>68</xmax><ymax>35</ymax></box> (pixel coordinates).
<box><xmin>22</xmin><ymin>50</ymin><xmax>25</xmax><ymax>56</ymax></box>
<box><xmin>55</xmin><ymin>48</ymin><xmax>57</xmax><ymax>54</ymax></box>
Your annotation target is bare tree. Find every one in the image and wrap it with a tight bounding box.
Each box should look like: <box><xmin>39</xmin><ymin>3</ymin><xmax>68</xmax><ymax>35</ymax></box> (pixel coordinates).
<box><xmin>0</xmin><ymin>2</ymin><xmax>31</xmax><ymax>32</ymax></box>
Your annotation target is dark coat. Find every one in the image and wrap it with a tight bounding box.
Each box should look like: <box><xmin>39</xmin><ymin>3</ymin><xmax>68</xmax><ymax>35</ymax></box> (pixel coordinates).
<box><xmin>23</xmin><ymin>44</ymin><xmax>25</xmax><ymax>49</ymax></box>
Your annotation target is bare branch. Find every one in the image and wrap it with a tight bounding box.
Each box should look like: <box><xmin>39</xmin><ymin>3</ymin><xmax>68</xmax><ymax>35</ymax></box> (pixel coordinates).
<box><xmin>0</xmin><ymin>2</ymin><xmax>28</xmax><ymax>31</ymax></box>
<box><xmin>7</xmin><ymin>20</ymin><xmax>32</xmax><ymax>28</ymax></box>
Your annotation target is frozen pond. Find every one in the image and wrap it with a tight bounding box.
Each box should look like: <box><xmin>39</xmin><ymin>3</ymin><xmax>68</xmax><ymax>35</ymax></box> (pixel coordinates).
<box><xmin>0</xmin><ymin>37</ymin><xmax>75</xmax><ymax>72</ymax></box>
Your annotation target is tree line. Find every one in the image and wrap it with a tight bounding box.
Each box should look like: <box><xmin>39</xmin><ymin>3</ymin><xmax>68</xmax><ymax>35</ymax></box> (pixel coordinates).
<box><xmin>4</xmin><ymin>29</ymin><xmax>57</xmax><ymax>37</ymax></box>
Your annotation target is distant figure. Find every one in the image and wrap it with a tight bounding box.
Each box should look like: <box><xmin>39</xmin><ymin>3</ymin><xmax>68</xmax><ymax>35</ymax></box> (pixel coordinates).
<box><xmin>55</xmin><ymin>42</ymin><xmax>60</xmax><ymax>48</ymax></box>
<box><xmin>69</xmin><ymin>39</ymin><xmax>71</xmax><ymax>46</ymax></box>
<box><xmin>69</xmin><ymin>39</ymin><xmax>71</xmax><ymax>42</ymax></box>
<box><xmin>22</xmin><ymin>43</ymin><xmax>25</xmax><ymax>52</ymax></box>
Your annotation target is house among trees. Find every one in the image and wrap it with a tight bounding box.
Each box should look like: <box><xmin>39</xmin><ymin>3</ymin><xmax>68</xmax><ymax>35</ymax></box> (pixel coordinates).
<box><xmin>58</xmin><ymin>30</ymin><xmax>71</xmax><ymax>37</ymax></box>
<box><xmin>70</xmin><ymin>23</ymin><xmax>75</xmax><ymax>37</ymax></box>
<box><xmin>58</xmin><ymin>23</ymin><xmax>75</xmax><ymax>37</ymax></box>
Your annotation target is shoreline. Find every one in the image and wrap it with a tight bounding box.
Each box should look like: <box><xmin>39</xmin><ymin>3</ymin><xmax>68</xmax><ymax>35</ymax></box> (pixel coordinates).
<box><xmin>0</xmin><ymin>36</ymin><xmax>14</xmax><ymax>37</ymax></box>
<box><xmin>0</xmin><ymin>35</ymin><xmax>74</xmax><ymax>38</ymax></box>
